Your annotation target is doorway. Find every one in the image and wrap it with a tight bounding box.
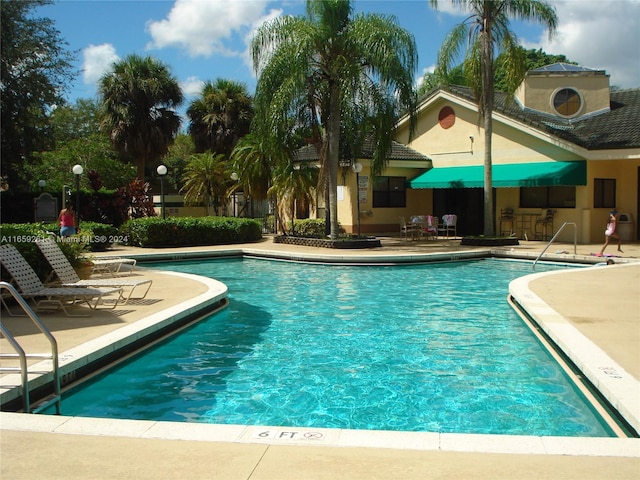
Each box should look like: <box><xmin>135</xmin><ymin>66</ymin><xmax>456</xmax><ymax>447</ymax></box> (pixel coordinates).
<box><xmin>433</xmin><ymin>188</ymin><xmax>484</xmax><ymax>236</ymax></box>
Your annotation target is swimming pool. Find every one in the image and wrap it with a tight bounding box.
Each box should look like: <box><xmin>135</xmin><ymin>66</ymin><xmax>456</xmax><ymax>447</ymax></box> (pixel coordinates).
<box><xmin>49</xmin><ymin>258</ymin><xmax>615</xmax><ymax>437</ymax></box>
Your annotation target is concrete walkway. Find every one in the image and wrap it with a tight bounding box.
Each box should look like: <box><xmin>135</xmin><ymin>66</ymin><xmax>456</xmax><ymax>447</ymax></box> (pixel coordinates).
<box><xmin>1</xmin><ymin>237</ymin><xmax>639</xmax><ymax>479</ymax></box>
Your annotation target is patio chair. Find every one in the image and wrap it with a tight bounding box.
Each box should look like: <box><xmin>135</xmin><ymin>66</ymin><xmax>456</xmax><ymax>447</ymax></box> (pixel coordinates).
<box><xmin>0</xmin><ymin>244</ymin><xmax>122</xmax><ymax>317</ymax></box>
<box><xmin>35</xmin><ymin>238</ymin><xmax>152</xmax><ymax>303</ymax></box>
<box><xmin>400</xmin><ymin>216</ymin><xmax>418</xmax><ymax>240</ymax></box>
<box><xmin>437</xmin><ymin>214</ymin><xmax>458</xmax><ymax>238</ymax></box>
<box><xmin>423</xmin><ymin>215</ymin><xmax>438</xmax><ymax>239</ymax></box>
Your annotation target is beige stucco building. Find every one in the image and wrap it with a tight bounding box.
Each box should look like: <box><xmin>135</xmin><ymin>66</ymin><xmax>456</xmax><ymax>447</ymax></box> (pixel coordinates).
<box><xmin>330</xmin><ymin>63</ymin><xmax>639</xmax><ymax>244</ymax></box>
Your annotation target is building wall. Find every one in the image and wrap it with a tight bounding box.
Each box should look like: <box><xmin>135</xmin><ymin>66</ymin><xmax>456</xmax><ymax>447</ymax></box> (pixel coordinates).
<box><xmin>515</xmin><ymin>74</ymin><xmax>611</xmax><ymax>117</ymax></box>
<box><xmin>337</xmin><ymin>163</ymin><xmax>433</xmax><ymax>234</ymax></box>
<box><xmin>394</xmin><ymin>89</ymin><xmax>640</xmax><ymax>244</ymax></box>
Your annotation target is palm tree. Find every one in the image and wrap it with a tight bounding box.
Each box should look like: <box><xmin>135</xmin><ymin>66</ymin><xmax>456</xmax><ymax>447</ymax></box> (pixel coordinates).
<box><xmin>229</xmin><ymin>132</ymin><xmax>279</xmax><ymax>207</ymax></box>
<box><xmin>180</xmin><ymin>152</ymin><xmax>228</xmax><ymax>216</ymax></box>
<box><xmin>187</xmin><ymin>78</ymin><xmax>253</xmax><ymax>157</ymax></box>
<box><xmin>268</xmin><ymin>160</ymin><xmax>318</xmax><ymax>235</ymax></box>
<box><xmin>98</xmin><ymin>54</ymin><xmax>183</xmax><ymax>180</ymax></box>
<box><xmin>252</xmin><ymin>0</ymin><xmax>418</xmax><ymax>239</ymax></box>
<box><xmin>430</xmin><ymin>0</ymin><xmax>557</xmax><ymax>235</ymax></box>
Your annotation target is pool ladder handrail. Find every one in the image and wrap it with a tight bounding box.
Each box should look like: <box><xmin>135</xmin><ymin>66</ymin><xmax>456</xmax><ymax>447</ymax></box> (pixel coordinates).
<box><xmin>533</xmin><ymin>222</ymin><xmax>577</xmax><ymax>270</ymax></box>
<box><xmin>0</xmin><ymin>282</ymin><xmax>61</xmax><ymax>414</ymax></box>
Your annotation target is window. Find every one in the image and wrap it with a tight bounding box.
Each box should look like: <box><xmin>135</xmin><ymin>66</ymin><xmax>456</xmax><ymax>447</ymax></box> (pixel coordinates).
<box><xmin>520</xmin><ymin>186</ymin><xmax>576</xmax><ymax>208</ymax></box>
<box><xmin>372</xmin><ymin>176</ymin><xmax>406</xmax><ymax>208</ymax></box>
<box><xmin>553</xmin><ymin>88</ymin><xmax>581</xmax><ymax>116</ymax></box>
<box><xmin>594</xmin><ymin>178</ymin><xmax>616</xmax><ymax>208</ymax></box>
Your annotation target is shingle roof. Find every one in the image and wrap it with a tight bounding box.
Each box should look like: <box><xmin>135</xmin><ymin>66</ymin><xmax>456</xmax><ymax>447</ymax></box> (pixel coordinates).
<box><xmin>293</xmin><ymin>137</ymin><xmax>431</xmax><ymax>162</ymax></box>
<box><xmin>440</xmin><ymin>85</ymin><xmax>640</xmax><ymax>150</ymax></box>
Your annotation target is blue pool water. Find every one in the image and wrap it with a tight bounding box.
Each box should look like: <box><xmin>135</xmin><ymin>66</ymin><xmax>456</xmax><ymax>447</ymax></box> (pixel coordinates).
<box><xmin>51</xmin><ymin>258</ymin><xmax>614</xmax><ymax>437</ymax></box>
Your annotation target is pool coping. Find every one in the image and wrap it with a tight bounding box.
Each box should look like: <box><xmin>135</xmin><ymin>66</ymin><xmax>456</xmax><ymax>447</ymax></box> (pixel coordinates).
<box><xmin>1</xmin><ymin>248</ymin><xmax>639</xmax><ymax>459</ymax></box>
<box><xmin>509</xmin><ymin>263</ymin><xmax>640</xmax><ymax>435</ymax></box>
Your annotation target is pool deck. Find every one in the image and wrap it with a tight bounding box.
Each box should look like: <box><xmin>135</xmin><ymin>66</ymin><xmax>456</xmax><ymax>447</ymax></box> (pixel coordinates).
<box><xmin>1</xmin><ymin>236</ymin><xmax>639</xmax><ymax>479</ymax></box>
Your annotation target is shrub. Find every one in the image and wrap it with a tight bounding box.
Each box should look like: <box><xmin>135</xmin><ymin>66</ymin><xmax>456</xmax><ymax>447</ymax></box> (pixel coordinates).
<box><xmin>43</xmin><ymin>221</ymin><xmax>119</xmax><ymax>251</ymax></box>
<box><xmin>288</xmin><ymin>218</ymin><xmax>345</xmax><ymax>237</ymax></box>
<box><xmin>119</xmin><ymin>216</ymin><xmax>262</xmax><ymax>248</ymax></box>
<box><xmin>293</xmin><ymin>218</ymin><xmax>327</xmax><ymax>237</ymax></box>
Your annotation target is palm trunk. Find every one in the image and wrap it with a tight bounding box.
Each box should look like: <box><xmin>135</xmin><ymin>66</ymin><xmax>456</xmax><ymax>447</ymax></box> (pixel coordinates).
<box><xmin>481</xmin><ymin>21</ymin><xmax>495</xmax><ymax>236</ymax></box>
<box><xmin>327</xmin><ymin>84</ymin><xmax>341</xmax><ymax>240</ymax></box>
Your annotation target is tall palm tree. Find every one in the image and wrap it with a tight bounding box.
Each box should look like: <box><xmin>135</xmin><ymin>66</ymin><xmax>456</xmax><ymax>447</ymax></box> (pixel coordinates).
<box><xmin>180</xmin><ymin>152</ymin><xmax>228</xmax><ymax>216</ymax></box>
<box><xmin>98</xmin><ymin>54</ymin><xmax>183</xmax><ymax>180</ymax></box>
<box><xmin>430</xmin><ymin>0</ymin><xmax>557</xmax><ymax>235</ymax></box>
<box><xmin>252</xmin><ymin>0</ymin><xmax>418</xmax><ymax>239</ymax></box>
<box><xmin>187</xmin><ymin>78</ymin><xmax>253</xmax><ymax>157</ymax></box>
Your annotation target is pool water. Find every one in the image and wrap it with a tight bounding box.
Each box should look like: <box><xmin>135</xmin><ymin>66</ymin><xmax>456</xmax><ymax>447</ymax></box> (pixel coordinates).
<box><xmin>51</xmin><ymin>258</ymin><xmax>614</xmax><ymax>437</ymax></box>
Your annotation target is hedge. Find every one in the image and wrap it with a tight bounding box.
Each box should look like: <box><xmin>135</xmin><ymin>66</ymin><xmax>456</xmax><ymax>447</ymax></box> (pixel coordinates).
<box><xmin>43</xmin><ymin>221</ymin><xmax>120</xmax><ymax>252</ymax></box>
<box><xmin>119</xmin><ymin>216</ymin><xmax>262</xmax><ymax>248</ymax></box>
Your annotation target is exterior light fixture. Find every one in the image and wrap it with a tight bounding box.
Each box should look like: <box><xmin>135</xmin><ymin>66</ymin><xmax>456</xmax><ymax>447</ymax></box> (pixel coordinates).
<box><xmin>156</xmin><ymin>164</ymin><xmax>168</xmax><ymax>219</ymax></box>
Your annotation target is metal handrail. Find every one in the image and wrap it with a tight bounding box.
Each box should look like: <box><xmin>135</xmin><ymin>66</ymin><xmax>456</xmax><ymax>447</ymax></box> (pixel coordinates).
<box><xmin>0</xmin><ymin>282</ymin><xmax>60</xmax><ymax>414</ymax></box>
<box><xmin>533</xmin><ymin>222</ymin><xmax>577</xmax><ymax>270</ymax></box>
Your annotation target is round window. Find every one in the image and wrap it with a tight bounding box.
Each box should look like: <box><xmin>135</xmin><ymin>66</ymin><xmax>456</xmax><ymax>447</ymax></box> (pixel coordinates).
<box><xmin>438</xmin><ymin>106</ymin><xmax>455</xmax><ymax>129</ymax></box>
<box><xmin>553</xmin><ymin>88</ymin><xmax>581</xmax><ymax>116</ymax></box>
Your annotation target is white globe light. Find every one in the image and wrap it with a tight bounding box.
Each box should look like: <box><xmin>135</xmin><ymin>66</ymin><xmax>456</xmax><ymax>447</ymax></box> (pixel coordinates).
<box><xmin>72</xmin><ymin>164</ymin><xmax>84</xmax><ymax>175</ymax></box>
<box><xmin>352</xmin><ymin>162</ymin><xmax>363</xmax><ymax>174</ymax></box>
<box><xmin>230</xmin><ymin>172</ymin><xmax>239</xmax><ymax>181</ymax></box>
<box><xmin>157</xmin><ymin>165</ymin><xmax>168</xmax><ymax>176</ymax></box>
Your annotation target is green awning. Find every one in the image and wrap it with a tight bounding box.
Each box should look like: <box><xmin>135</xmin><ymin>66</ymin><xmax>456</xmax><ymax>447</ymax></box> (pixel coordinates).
<box><xmin>409</xmin><ymin>161</ymin><xmax>586</xmax><ymax>189</ymax></box>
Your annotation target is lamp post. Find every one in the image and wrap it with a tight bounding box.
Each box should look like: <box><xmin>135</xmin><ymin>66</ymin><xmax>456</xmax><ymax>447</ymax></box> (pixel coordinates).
<box><xmin>230</xmin><ymin>172</ymin><xmax>238</xmax><ymax>217</ymax></box>
<box><xmin>156</xmin><ymin>164</ymin><xmax>168</xmax><ymax>219</ymax></box>
<box><xmin>38</xmin><ymin>179</ymin><xmax>46</xmax><ymax>192</ymax></box>
<box><xmin>352</xmin><ymin>162</ymin><xmax>363</xmax><ymax>237</ymax></box>
<box><xmin>72</xmin><ymin>164</ymin><xmax>83</xmax><ymax>230</ymax></box>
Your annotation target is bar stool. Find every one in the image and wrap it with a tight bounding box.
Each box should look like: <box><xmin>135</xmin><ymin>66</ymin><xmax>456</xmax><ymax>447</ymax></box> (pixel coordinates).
<box><xmin>534</xmin><ymin>209</ymin><xmax>556</xmax><ymax>240</ymax></box>
<box><xmin>499</xmin><ymin>208</ymin><xmax>514</xmax><ymax>236</ymax></box>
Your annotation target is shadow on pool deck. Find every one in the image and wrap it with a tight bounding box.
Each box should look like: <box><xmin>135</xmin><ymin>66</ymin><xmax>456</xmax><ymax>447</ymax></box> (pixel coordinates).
<box><xmin>1</xmin><ymin>236</ymin><xmax>639</xmax><ymax>479</ymax></box>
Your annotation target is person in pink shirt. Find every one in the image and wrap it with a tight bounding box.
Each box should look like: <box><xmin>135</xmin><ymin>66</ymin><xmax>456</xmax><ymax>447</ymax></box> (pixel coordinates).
<box><xmin>58</xmin><ymin>201</ymin><xmax>76</xmax><ymax>237</ymax></box>
<box><xmin>598</xmin><ymin>209</ymin><xmax>623</xmax><ymax>256</ymax></box>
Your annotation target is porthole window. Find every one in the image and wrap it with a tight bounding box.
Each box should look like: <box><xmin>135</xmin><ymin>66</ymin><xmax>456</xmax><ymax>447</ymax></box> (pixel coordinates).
<box><xmin>553</xmin><ymin>88</ymin><xmax>582</xmax><ymax>116</ymax></box>
<box><xmin>438</xmin><ymin>106</ymin><xmax>455</xmax><ymax>129</ymax></box>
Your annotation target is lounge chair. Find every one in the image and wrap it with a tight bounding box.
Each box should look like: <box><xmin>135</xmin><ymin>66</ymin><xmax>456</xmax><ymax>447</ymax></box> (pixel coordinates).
<box><xmin>35</xmin><ymin>238</ymin><xmax>152</xmax><ymax>303</ymax></box>
<box><xmin>91</xmin><ymin>256</ymin><xmax>137</xmax><ymax>276</ymax></box>
<box><xmin>0</xmin><ymin>244</ymin><xmax>122</xmax><ymax>317</ymax></box>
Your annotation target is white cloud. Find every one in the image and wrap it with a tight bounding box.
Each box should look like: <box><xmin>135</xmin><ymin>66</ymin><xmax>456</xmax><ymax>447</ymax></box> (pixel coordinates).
<box><xmin>180</xmin><ymin>76</ymin><xmax>205</xmax><ymax>97</ymax></box>
<box><xmin>525</xmin><ymin>0</ymin><xmax>640</xmax><ymax>88</ymax></box>
<box><xmin>82</xmin><ymin>44</ymin><xmax>120</xmax><ymax>84</ymax></box>
<box><xmin>145</xmin><ymin>0</ymin><xmax>271</xmax><ymax>57</ymax></box>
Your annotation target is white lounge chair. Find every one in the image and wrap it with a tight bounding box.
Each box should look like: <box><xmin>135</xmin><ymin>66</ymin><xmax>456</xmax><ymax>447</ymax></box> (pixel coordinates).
<box><xmin>36</xmin><ymin>238</ymin><xmax>152</xmax><ymax>303</ymax></box>
<box><xmin>0</xmin><ymin>244</ymin><xmax>122</xmax><ymax>317</ymax></box>
<box><xmin>90</xmin><ymin>256</ymin><xmax>137</xmax><ymax>276</ymax></box>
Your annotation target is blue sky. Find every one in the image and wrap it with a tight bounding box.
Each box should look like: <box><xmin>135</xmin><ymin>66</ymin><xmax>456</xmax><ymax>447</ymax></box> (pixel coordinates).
<box><xmin>39</xmin><ymin>0</ymin><xmax>640</xmax><ymax>107</ymax></box>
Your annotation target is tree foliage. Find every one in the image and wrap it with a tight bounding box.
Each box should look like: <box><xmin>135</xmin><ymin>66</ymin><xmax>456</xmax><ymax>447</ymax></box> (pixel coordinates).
<box><xmin>252</xmin><ymin>0</ymin><xmax>418</xmax><ymax>239</ymax></box>
<box><xmin>160</xmin><ymin>133</ymin><xmax>196</xmax><ymax>192</ymax></box>
<box><xmin>21</xmin><ymin>99</ymin><xmax>136</xmax><ymax>193</ymax></box>
<box><xmin>419</xmin><ymin>47</ymin><xmax>576</xmax><ymax>96</ymax></box>
<box><xmin>180</xmin><ymin>152</ymin><xmax>230</xmax><ymax>216</ymax></box>
<box><xmin>0</xmin><ymin>0</ymin><xmax>77</xmax><ymax>190</ymax></box>
<box><xmin>98</xmin><ymin>54</ymin><xmax>183</xmax><ymax>181</ymax></box>
<box><xmin>187</xmin><ymin>78</ymin><xmax>253</xmax><ymax>157</ymax></box>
